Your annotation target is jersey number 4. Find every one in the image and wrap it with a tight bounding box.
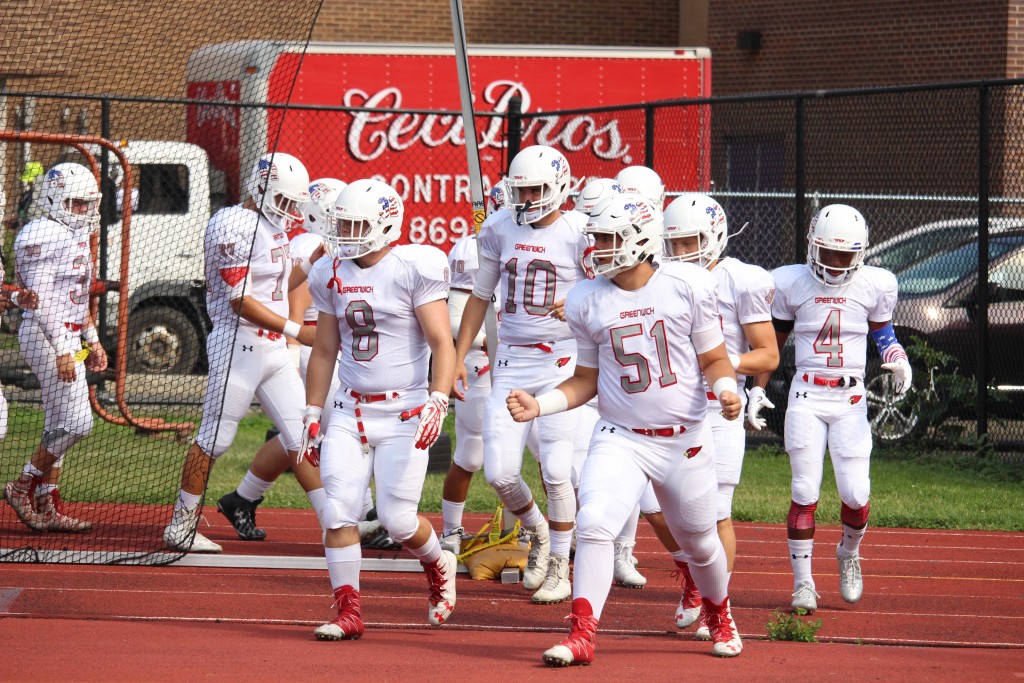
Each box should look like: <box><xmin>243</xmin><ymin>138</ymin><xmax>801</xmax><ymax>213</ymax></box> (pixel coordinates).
<box><xmin>814</xmin><ymin>309</ymin><xmax>844</xmax><ymax>368</ymax></box>
<box><xmin>611</xmin><ymin>321</ymin><xmax>678</xmax><ymax>393</ymax></box>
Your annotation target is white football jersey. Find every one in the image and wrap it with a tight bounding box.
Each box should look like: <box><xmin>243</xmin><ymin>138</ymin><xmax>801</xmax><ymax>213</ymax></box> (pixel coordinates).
<box><xmin>447</xmin><ymin>233</ymin><xmax>480</xmax><ymax>292</ymax></box>
<box><xmin>475</xmin><ymin>210</ymin><xmax>589</xmax><ymax>345</ymax></box>
<box><xmin>289</xmin><ymin>231</ymin><xmax>323</xmax><ymax>322</ymax></box>
<box><xmin>309</xmin><ymin>244</ymin><xmax>450</xmax><ymax>394</ymax></box>
<box><xmin>15</xmin><ymin>218</ymin><xmax>92</xmax><ymax>330</ymax></box>
<box><xmin>772</xmin><ymin>264</ymin><xmax>898</xmax><ymax>379</ymax></box>
<box><xmin>711</xmin><ymin>257</ymin><xmax>775</xmax><ymax>386</ymax></box>
<box><xmin>205</xmin><ymin>205</ymin><xmax>292</xmax><ymax>330</ymax></box>
<box><xmin>566</xmin><ymin>262</ymin><xmax>724</xmax><ymax>427</ymax></box>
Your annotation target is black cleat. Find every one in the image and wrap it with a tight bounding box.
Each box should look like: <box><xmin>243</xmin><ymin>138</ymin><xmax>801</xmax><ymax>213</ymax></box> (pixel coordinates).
<box><xmin>217</xmin><ymin>491</ymin><xmax>267</xmax><ymax>541</ymax></box>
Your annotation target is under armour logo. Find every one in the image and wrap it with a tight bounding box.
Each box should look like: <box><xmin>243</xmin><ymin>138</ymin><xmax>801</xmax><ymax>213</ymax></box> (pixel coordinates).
<box><xmin>497</xmin><ymin>359</ymin><xmax>509</xmax><ymax>367</ymax></box>
<box><xmin>794</xmin><ymin>391</ymin><xmax>808</xmax><ymax>399</ymax></box>
<box><xmin>600</xmin><ymin>425</ymin><xmax>616</xmax><ymax>433</ymax></box>
<box><xmin>242</xmin><ymin>345</ymin><xmax>253</xmax><ymax>352</ymax></box>
<box><xmin>334</xmin><ymin>401</ymin><xmax>344</xmax><ymax>409</ymax></box>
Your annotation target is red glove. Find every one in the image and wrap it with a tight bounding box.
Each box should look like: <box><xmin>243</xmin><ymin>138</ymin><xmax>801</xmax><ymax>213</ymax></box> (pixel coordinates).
<box><xmin>411</xmin><ymin>391</ymin><xmax>449</xmax><ymax>450</ymax></box>
<box><xmin>299</xmin><ymin>405</ymin><xmax>324</xmax><ymax>466</ymax></box>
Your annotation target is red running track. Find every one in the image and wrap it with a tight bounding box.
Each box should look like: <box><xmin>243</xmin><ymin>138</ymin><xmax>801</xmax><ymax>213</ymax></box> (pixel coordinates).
<box><xmin>1</xmin><ymin>508</ymin><xmax>1022</xmax><ymax>681</ymax></box>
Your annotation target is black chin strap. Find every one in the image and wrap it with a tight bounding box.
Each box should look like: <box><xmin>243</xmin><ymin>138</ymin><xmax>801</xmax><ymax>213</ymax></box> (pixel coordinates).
<box><xmin>516</xmin><ymin>200</ymin><xmax>533</xmax><ymax>225</ymax></box>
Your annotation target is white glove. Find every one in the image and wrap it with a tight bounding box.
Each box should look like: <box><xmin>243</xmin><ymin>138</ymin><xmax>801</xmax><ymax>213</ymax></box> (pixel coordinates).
<box><xmin>881</xmin><ymin>357</ymin><xmax>913</xmax><ymax>398</ymax></box>
<box><xmin>299</xmin><ymin>404</ymin><xmax>324</xmax><ymax>466</ymax></box>
<box><xmin>745</xmin><ymin>386</ymin><xmax>775</xmax><ymax>431</ymax></box>
<box><xmin>411</xmin><ymin>391</ymin><xmax>449</xmax><ymax>450</ymax></box>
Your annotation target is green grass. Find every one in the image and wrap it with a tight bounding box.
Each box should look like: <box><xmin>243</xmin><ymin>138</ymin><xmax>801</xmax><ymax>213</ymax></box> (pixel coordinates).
<box><xmin>3</xmin><ymin>404</ymin><xmax>1022</xmax><ymax>530</ymax></box>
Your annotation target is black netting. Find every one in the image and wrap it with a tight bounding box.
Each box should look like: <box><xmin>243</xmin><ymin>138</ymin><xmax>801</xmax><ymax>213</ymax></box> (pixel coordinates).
<box><xmin>2</xmin><ymin>4</ymin><xmax>324</xmax><ymax>564</ymax></box>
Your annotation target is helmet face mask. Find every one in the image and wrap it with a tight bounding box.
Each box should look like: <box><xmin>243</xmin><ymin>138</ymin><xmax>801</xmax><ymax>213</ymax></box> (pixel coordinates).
<box><xmin>662</xmin><ymin>193</ymin><xmax>728</xmax><ymax>267</ymax></box>
<box><xmin>247</xmin><ymin>153</ymin><xmax>310</xmax><ymax>230</ymax></box>
<box><xmin>506</xmin><ymin>145</ymin><xmax>571</xmax><ymax>225</ymax></box>
<box><xmin>39</xmin><ymin>163</ymin><xmax>102</xmax><ymax>234</ymax></box>
<box><xmin>806</xmin><ymin>204</ymin><xmax>868</xmax><ymax>287</ymax></box>
<box><xmin>326</xmin><ymin>179</ymin><xmax>404</xmax><ymax>260</ymax></box>
<box><xmin>582</xmin><ymin>194</ymin><xmax>663</xmax><ymax>279</ymax></box>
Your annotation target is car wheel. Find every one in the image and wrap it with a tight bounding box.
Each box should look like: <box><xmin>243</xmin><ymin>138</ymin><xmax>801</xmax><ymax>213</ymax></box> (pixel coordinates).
<box><xmin>126</xmin><ymin>305</ymin><xmax>201</xmax><ymax>374</ymax></box>
<box><xmin>865</xmin><ymin>357</ymin><xmax>922</xmax><ymax>443</ymax></box>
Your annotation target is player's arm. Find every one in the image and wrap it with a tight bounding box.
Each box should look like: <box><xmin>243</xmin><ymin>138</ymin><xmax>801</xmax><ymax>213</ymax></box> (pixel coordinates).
<box><xmin>410</xmin><ymin>297</ymin><xmax>457</xmax><ymax>450</ymax></box>
<box><xmin>306</xmin><ymin>310</ymin><xmax>340</xmax><ymax>409</ymax></box>
<box><xmin>82</xmin><ymin>312</ymin><xmax>108</xmax><ymax>373</ymax></box>
<box><xmin>697</xmin><ymin>341</ymin><xmax>742</xmax><ymax>421</ymax></box>
<box><xmin>453</xmin><ymin>254</ymin><xmax>499</xmax><ymax>396</ymax></box>
<box><xmin>287</xmin><ymin>243</ymin><xmax>326</xmax><ymax>290</ymax></box>
<box><xmin>736</xmin><ymin>320</ymin><xmax>780</xmax><ymax>376</ymax></box>
<box><xmin>870</xmin><ymin>318</ymin><xmax>912</xmax><ymax>396</ymax></box>
<box><xmin>286</xmin><ymin>282</ymin><xmax>312</xmax><ymax>361</ymax></box>
<box><xmin>507</xmin><ymin>363</ymin><xmax>599</xmax><ymax>423</ymax></box>
<box><xmin>230</xmin><ymin>295</ymin><xmax>315</xmax><ymax>347</ymax></box>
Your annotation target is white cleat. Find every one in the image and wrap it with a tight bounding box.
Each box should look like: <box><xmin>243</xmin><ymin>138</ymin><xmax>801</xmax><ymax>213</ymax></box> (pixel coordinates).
<box><xmin>424</xmin><ymin>550</ymin><xmax>458</xmax><ymax>625</ymax></box>
<box><xmin>837</xmin><ymin>552</ymin><xmax>864</xmax><ymax>603</ymax></box>
<box><xmin>522</xmin><ymin>522</ymin><xmax>551</xmax><ymax>591</ymax></box>
<box><xmin>791</xmin><ymin>580</ymin><xmax>820</xmax><ymax>613</ymax></box>
<box><xmin>163</xmin><ymin>505</ymin><xmax>223</xmax><ymax>553</ymax></box>
<box><xmin>532</xmin><ymin>554</ymin><xmax>571</xmax><ymax>604</ymax></box>
<box><xmin>612</xmin><ymin>542</ymin><xmax>647</xmax><ymax>588</ymax></box>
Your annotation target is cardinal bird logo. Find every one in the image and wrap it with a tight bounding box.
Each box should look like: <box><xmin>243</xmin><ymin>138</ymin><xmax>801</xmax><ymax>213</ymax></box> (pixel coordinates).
<box><xmin>849</xmin><ymin>395</ymin><xmax>863</xmax><ymax>405</ymax></box>
<box><xmin>555</xmin><ymin>357</ymin><xmax>571</xmax><ymax>368</ymax></box>
<box><xmin>684</xmin><ymin>446</ymin><xmax>702</xmax><ymax>459</ymax></box>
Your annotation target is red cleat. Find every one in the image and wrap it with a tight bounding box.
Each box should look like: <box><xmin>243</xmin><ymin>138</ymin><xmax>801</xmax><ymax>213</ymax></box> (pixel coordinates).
<box><xmin>702</xmin><ymin>596</ymin><xmax>743</xmax><ymax>657</ymax></box>
<box><xmin>315</xmin><ymin>586</ymin><xmax>365</xmax><ymax>640</ymax></box>
<box><xmin>543</xmin><ymin>598</ymin><xmax>599</xmax><ymax>667</ymax></box>
<box><xmin>672</xmin><ymin>560</ymin><xmax>703</xmax><ymax>628</ymax></box>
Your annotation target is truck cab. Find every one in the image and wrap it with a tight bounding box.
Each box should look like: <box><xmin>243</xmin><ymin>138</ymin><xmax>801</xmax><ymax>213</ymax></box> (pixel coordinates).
<box><xmin>99</xmin><ymin>140</ymin><xmax>217</xmax><ymax>374</ymax></box>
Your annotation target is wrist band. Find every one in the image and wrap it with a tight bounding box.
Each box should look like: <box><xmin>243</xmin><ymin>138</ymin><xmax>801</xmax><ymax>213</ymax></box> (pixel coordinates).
<box><xmin>535</xmin><ymin>389</ymin><xmax>569</xmax><ymax>417</ymax></box>
<box><xmin>9</xmin><ymin>291</ymin><xmax>19</xmax><ymax>307</ymax></box>
<box><xmin>728</xmin><ymin>353</ymin><xmax>741</xmax><ymax>370</ymax></box>
<box><xmin>300</xmin><ymin>257</ymin><xmax>313</xmax><ymax>275</ymax></box>
<box><xmin>83</xmin><ymin>327</ymin><xmax>100</xmax><ymax>344</ymax></box>
<box><xmin>429</xmin><ymin>390</ymin><xmax>450</xmax><ymax>406</ymax></box>
<box><xmin>712</xmin><ymin>376</ymin><xmax>739</xmax><ymax>400</ymax></box>
<box><xmin>282</xmin><ymin>320</ymin><xmax>302</xmax><ymax>339</ymax></box>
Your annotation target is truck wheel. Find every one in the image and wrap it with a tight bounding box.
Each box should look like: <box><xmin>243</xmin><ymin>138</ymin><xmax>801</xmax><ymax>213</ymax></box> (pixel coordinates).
<box><xmin>126</xmin><ymin>305</ymin><xmax>201</xmax><ymax>374</ymax></box>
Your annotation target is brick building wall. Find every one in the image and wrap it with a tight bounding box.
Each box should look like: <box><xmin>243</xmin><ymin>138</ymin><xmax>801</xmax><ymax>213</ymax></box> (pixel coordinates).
<box><xmin>706</xmin><ymin>0</ymin><xmax>1011</xmax><ymax>94</ymax></box>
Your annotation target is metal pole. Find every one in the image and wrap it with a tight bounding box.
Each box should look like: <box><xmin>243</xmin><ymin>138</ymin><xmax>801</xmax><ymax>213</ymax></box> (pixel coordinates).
<box><xmin>99</xmin><ymin>98</ymin><xmax>111</xmax><ymax>344</ymax></box>
<box><xmin>507</xmin><ymin>95</ymin><xmax>522</xmax><ymax>173</ymax></box>
<box><xmin>794</xmin><ymin>95</ymin><xmax>806</xmax><ymax>264</ymax></box>
<box><xmin>644</xmin><ymin>103</ymin><xmax>656</xmax><ymax>169</ymax></box>
<box><xmin>976</xmin><ymin>84</ymin><xmax>990</xmax><ymax>439</ymax></box>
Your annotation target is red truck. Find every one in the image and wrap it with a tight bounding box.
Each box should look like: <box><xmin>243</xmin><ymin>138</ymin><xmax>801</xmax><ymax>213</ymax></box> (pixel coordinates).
<box><xmin>186</xmin><ymin>41</ymin><xmax>711</xmax><ymax>252</ymax></box>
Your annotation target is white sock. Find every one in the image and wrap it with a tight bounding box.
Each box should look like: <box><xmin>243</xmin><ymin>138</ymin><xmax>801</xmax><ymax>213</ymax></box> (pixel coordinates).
<box><xmin>550</xmin><ymin>528</ymin><xmax>573</xmax><ymax>558</ymax></box>
<box><xmin>175</xmin><ymin>490</ymin><xmax>202</xmax><ymax>512</ymax></box>
<box><xmin>573</xmin><ymin>539</ymin><xmax>613</xmax><ymax>619</ymax></box>
<box><xmin>518</xmin><ymin>502</ymin><xmax>546</xmax><ymax>530</ymax></box>
<box><xmin>788</xmin><ymin>538</ymin><xmax>815</xmax><ymax>588</ymax></box>
<box><xmin>22</xmin><ymin>463</ymin><xmax>44</xmax><ymax>478</ymax></box>
<box><xmin>838</xmin><ymin>524</ymin><xmax>867</xmax><ymax>558</ymax></box>
<box><xmin>688</xmin><ymin>547</ymin><xmax>729</xmax><ymax>604</ymax></box>
<box><xmin>326</xmin><ymin>544</ymin><xmax>362</xmax><ymax>591</ymax></box>
<box><xmin>408</xmin><ymin>532</ymin><xmax>442</xmax><ymax>565</ymax></box>
<box><xmin>36</xmin><ymin>483</ymin><xmax>57</xmax><ymax>498</ymax></box>
<box><xmin>441</xmin><ymin>499</ymin><xmax>466</xmax><ymax>535</ymax></box>
<box><xmin>236</xmin><ymin>471</ymin><xmax>272</xmax><ymax>502</ymax></box>
<box><xmin>615</xmin><ymin>504</ymin><xmax>641</xmax><ymax>544</ymax></box>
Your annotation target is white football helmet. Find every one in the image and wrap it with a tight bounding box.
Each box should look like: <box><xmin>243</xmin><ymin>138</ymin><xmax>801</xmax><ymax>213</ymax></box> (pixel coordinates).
<box><xmin>807</xmin><ymin>204</ymin><xmax>869</xmax><ymax>287</ymax></box>
<box><xmin>583</xmin><ymin>193</ymin><xmax>664</xmax><ymax>279</ymax></box>
<box><xmin>326</xmin><ymin>179</ymin><xmax>403</xmax><ymax>259</ymax></box>
<box><xmin>246</xmin><ymin>152</ymin><xmax>310</xmax><ymax>230</ymax></box>
<box><xmin>615</xmin><ymin>165</ymin><xmax>665</xmax><ymax>210</ymax></box>
<box><xmin>303</xmin><ymin>177</ymin><xmax>347</xmax><ymax>237</ymax></box>
<box><xmin>574</xmin><ymin>177</ymin><xmax>623</xmax><ymax>217</ymax></box>
<box><xmin>38</xmin><ymin>162</ymin><xmax>102</xmax><ymax>234</ymax></box>
<box><xmin>505</xmin><ymin>145</ymin><xmax>572</xmax><ymax>225</ymax></box>
<box><xmin>486</xmin><ymin>178</ymin><xmax>508</xmax><ymax>218</ymax></box>
<box><xmin>661</xmin><ymin>193</ymin><xmax>728</xmax><ymax>266</ymax></box>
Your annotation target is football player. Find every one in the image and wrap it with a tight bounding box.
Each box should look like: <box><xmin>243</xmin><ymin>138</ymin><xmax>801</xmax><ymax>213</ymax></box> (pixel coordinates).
<box><xmin>661</xmin><ymin>194</ymin><xmax>779</xmax><ymax>635</ymax></box>
<box><xmin>508</xmin><ymin>193</ymin><xmax>744</xmax><ymax>664</ymax></box>
<box><xmin>761</xmin><ymin>204</ymin><xmax>911</xmax><ymax>612</ymax></box>
<box><xmin>164</xmin><ymin>152</ymin><xmax>323</xmax><ymax>553</ymax></box>
<box><xmin>302</xmin><ymin>178</ymin><xmax>457</xmax><ymax>639</ymax></box>
<box><xmin>453</xmin><ymin>145</ymin><xmax>589</xmax><ymax>604</ymax></box>
<box><xmin>4</xmin><ymin>164</ymin><xmax>104</xmax><ymax>533</ymax></box>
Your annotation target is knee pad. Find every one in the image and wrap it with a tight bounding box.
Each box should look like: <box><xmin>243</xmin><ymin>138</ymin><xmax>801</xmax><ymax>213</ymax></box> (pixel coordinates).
<box><xmin>841</xmin><ymin>502</ymin><xmax>870</xmax><ymax>529</ymax></box>
<box><xmin>490</xmin><ymin>476</ymin><xmax>534</xmax><ymax>513</ymax></box>
<box><xmin>378</xmin><ymin>508</ymin><xmax>418</xmax><ymax>544</ymax></box>
<box><xmin>42</xmin><ymin>426</ymin><xmax>88</xmax><ymax>457</ymax></box>
<box><xmin>452</xmin><ymin>434</ymin><xmax>484</xmax><ymax>472</ymax></box>
<box><xmin>678</xmin><ymin>527</ymin><xmax>721</xmax><ymax>566</ymax></box>
<box><xmin>544</xmin><ymin>479</ymin><xmax>576</xmax><ymax>524</ymax></box>
<box><xmin>787</xmin><ymin>500</ymin><xmax>818</xmax><ymax>531</ymax></box>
